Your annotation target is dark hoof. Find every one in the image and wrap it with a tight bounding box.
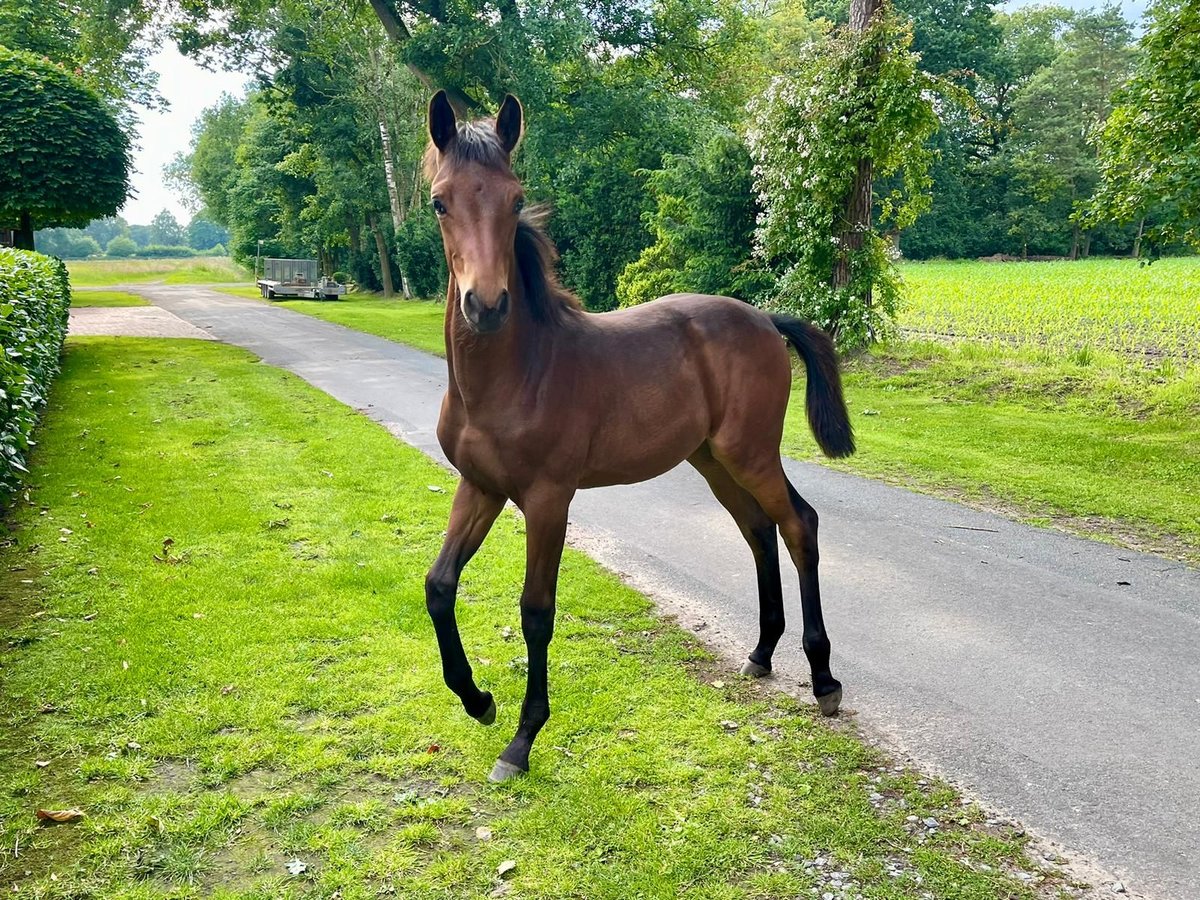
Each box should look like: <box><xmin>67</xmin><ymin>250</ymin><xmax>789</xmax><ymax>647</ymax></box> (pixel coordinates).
<box><xmin>473</xmin><ymin>694</ymin><xmax>497</xmax><ymax>726</ymax></box>
<box><xmin>488</xmin><ymin>759</ymin><xmax>526</xmax><ymax>783</ymax></box>
<box><xmin>740</xmin><ymin>659</ymin><xmax>771</xmax><ymax>678</ymax></box>
<box><xmin>816</xmin><ymin>686</ymin><xmax>843</xmax><ymax>717</ymax></box>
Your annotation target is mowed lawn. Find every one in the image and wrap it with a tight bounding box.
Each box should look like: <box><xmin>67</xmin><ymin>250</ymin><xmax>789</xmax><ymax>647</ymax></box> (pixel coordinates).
<box><xmin>0</xmin><ymin>338</ymin><xmax>1048</xmax><ymax>899</ymax></box>
<box><xmin>70</xmin><ymin>289</ymin><xmax>149</xmax><ymax>307</ymax></box>
<box><xmin>67</xmin><ymin>256</ymin><xmax>247</xmax><ymax>287</ymax></box>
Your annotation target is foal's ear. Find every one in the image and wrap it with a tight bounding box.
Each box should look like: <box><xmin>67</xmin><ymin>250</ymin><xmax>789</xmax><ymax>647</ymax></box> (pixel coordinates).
<box><xmin>429</xmin><ymin>90</ymin><xmax>457</xmax><ymax>152</ymax></box>
<box><xmin>496</xmin><ymin>94</ymin><xmax>524</xmax><ymax>154</ymax></box>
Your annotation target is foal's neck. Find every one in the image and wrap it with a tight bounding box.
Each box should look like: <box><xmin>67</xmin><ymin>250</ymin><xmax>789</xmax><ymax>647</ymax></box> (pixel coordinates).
<box><xmin>445</xmin><ymin>273</ymin><xmax>552</xmax><ymax>409</ymax></box>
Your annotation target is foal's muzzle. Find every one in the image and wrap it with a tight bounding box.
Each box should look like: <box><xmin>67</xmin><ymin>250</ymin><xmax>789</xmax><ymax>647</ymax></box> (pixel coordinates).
<box><xmin>462</xmin><ymin>288</ymin><xmax>511</xmax><ymax>334</ymax></box>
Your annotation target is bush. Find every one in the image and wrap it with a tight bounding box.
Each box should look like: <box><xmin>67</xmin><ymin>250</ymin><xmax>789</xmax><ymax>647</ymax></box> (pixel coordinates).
<box><xmin>106</xmin><ymin>235</ymin><xmax>137</xmax><ymax>257</ymax></box>
<box><xmin>394</xmin><ymin>214</ymin><xmax>447</xmax><ymax>299</ymax></box>
<box><xmin>0</xmin><ymin>249</ymin><xmax>70</xmax><ymax>496</ymax></box>
<box><xmin>136</xmin><ymin>245</ymin><xmax>196</xmax><ymax>258</ymax></box>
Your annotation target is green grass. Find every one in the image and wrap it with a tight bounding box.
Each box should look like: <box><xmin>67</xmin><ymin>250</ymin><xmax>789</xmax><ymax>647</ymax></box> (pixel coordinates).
<box><xmin>782</xmin><ymin>342</ymin><xmax>1200</xmax><ymax>561</ymax></box>
<box><xmin>69</xmin><ymin>289</ymin><xmax>149</xmax><ymax>307</ymax></box>
<box><xmin>66</xmin><ymin>257</ymin><xmax>247</xmax><ymax>287</ymax></box>
<box><xmin>216</xmin><ymin>288</ymin><xmax>449</xmax><ymax>356</ymax></box>
<box><xmin>0</xmin><ymin>338</ymin><xmax>1056</xmax><ymax>899</ymax></box>
<box><xmin>897</xmin><ymin>257</ymin><xmax>1200</xmax><ymax>359</ymax></box>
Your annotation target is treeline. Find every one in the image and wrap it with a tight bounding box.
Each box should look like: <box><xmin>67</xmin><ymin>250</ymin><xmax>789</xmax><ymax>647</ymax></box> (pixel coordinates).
<box><xmin>34</xmin><ymin>211</ymin><xmax>230</xmax><ymax>259</ymax></box>
<box><xmin>169</xmin><ymin>0</ymin><xmax>1174</xmax><ymax>307</ymax></box>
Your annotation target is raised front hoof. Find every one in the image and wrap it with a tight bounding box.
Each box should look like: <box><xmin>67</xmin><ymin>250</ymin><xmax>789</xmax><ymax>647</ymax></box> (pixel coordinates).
<box><xmin>472</xmin><ymin>694</ymin><xmax>497</xmax><ymax>726</ymax></box>
<box><xmin>740</xmin><ymin>659</ymin><xmax>772</xmax><ymax>678</ymax></box>
<box><xmin>488</xmin><ymin>758</ymin><xmax>527</xmax><ymax>784</ymax></box>
<box><xmin>816</xmin><ymin>686</ymin><xmax>843</xmax><ymax>717</ymax></box>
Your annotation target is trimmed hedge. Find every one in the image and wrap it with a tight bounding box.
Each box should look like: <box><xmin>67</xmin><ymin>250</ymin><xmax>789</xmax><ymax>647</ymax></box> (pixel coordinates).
<box><xmin>0</xmin><ymin>249</ymin><xmax>71</xmax><ymax>495</ymax></box>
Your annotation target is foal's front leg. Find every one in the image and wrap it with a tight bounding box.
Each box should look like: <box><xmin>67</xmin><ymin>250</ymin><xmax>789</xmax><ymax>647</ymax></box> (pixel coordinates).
<box><xmin>489</xmin><ymin>487</ymin><xmax>572</xmax><ymax>783</ymax></box>
<box><xmin>426</xmin><ymin>478</ymin><xmax>506</xmax><ymax>723</ymax></box>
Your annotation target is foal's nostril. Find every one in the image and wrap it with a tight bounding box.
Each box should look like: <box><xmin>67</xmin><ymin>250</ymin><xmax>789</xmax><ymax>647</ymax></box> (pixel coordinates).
<box><xmin>497</xmin><ymin>290</ymin><xmax>510</xmax><ymax>316</ymax></box>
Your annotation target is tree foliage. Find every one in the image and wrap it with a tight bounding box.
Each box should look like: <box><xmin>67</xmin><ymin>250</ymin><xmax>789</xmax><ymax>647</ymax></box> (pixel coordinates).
<box><xmin>748</xmin><ymin>8</ymin><xmax>941</xmax><ymax>346</ymax></box>
<box><xmin>0</xmin><ymin>47</ymin><xmax>131</xmax><ymax>248</ymax></box>
<box><xmin>1087</xmin><ymin>0</ymin><xmax>1200</xmax><ymax>253</ymax></box>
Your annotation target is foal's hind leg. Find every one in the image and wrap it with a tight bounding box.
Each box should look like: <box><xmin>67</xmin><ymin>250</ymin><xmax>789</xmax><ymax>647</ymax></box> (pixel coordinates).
<box><xmin>713</xmin><ymin>450</ymin><xmax>843</xmax><ymax>715</ymax></box>
<box><xmin>688</xmin><ymin>446</ymin><xmax>785</xmax><ymax>678</ymax></box>
<box><xmin>426</xmin><ymin>478</ymin><xmax>506</xmax><ymax>724</ymax></box>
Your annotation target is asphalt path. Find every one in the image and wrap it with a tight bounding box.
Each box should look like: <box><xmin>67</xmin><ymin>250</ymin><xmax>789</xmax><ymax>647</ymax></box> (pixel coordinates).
<box><xmin>127</xmin><ymin>285</ymin><xmax>1200</xmax><ymax>898</ymax></box>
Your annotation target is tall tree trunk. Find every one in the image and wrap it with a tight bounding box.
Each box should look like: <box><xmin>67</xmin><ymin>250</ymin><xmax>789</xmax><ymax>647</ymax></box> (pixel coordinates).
<box><xmin>1132</xmin><ymin>216</ymin><xmax>1145</xmax><ymax>258</ymax></box>
<box><xmin>1070</xmin><ymin>224</ymin><xmax>1080</xmax><ymax>261</ymax></box>
<box><xmin>14</xmin><ymin>211</ymin><xmax>35</xmax><ymax>251</ymax></box>
<box><xmin>832</xmin><ymin>0</ymin><xmax>883</xmax><ymax>335</ymax></box>
<box><xmin>369</xmin><ymin>214</ymin><xmax>395</xmax><ymax>298</ymax></box>
<box><xmin>377</xmin><ymin>119</ymin><xmax>413</xmax><ymax>298</ymax></box>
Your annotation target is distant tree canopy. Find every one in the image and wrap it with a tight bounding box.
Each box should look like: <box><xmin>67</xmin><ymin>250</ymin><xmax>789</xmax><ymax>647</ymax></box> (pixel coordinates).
<box><xmin>1087</xmin><ymin>0</ymin><xmax>1200</xmax><ymax>254</ymax></box>
<box><xmin>0</xmin><ymin>47</ymin><xmax>131</xmax><ymax>250</ymax></box>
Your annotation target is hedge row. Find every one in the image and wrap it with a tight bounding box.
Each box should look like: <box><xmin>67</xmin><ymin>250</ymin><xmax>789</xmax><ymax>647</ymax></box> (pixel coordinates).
<box><xmin>1</xmin><ymin>248</ymin><xmax>70</xmax><ymax>496</ymax></box>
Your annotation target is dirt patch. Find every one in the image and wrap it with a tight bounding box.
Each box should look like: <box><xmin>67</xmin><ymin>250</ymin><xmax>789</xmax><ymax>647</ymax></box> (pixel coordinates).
<box><xmin>68</xmin><ymin>307</ymin><xmax>217</xmax><ymax>340</ymax></box>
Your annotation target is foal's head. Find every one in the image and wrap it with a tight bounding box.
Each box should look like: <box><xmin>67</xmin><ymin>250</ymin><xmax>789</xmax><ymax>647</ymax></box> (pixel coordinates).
<box><xmin>425</xmin><ymin>91</ymin><xmax>526</xmax><ymax>335</ymax></box>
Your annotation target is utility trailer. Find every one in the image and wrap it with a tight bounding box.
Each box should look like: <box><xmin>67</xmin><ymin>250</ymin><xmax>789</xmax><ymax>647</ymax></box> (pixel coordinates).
<box><xmin>257</xmin><ymin>258</ymin><xmax>345</xmax><ymax>300</ymax></box>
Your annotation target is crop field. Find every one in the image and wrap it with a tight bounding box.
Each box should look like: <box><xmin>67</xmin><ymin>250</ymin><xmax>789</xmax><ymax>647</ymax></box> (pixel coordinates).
<box><xmin>897</xmin><ymin>257</ymin><xmax>1200</xmax><ymax>359</ymax></box>
<box><xmin>66</xmin><ymin>256</ymin><xmax>248</xmax><ymax>287</ymax></box>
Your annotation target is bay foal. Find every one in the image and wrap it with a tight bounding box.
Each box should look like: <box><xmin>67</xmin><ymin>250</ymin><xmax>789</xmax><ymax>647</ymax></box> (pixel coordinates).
<box><xmin>423</xmin><ymin>91</ymin><xmax>855</xmax><ymax>782</ymax></box>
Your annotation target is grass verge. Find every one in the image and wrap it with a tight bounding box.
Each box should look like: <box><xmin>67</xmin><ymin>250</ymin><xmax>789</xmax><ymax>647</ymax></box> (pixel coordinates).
<box><xmin>0</xmin><ymin>337</ymin><xmax>1060</xmax><ymax>899</ymax></box>
<box><xmin>782</xmin><ymin>342</ymin><xmax>1200</xmax><ymax>561</ymax></box>
<box><xmin>67</xmin><ymin>257</ymin><xmax>247</xmax><ymax>287</ymax></box>
<box><xmin>69</xmin><ymin>290</ymin><xmax>149</xmax><ymax>308</ymax></box>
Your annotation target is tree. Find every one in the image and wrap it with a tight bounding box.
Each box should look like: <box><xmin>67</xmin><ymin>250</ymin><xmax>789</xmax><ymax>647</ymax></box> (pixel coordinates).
<box><xmin>33</xmin><ymin>229</ymin><xmax>102</xmax><ymax>259</ymax></box>
<box><xmin>149</xmin><ymin>209</ymin><xmax>186</xmax><ymax>246</ymax></box>
<box><xmin>1006</xmin><ymin>6</ymin><xmax>1134</xmax><ymax>257</ymax></box>
<box><xmin>106</xmin><ymin>235</ymin><xmax>137</xmax><ymax>257</ymax></box>
<box><xmin>748</xmin><ymin>4</ymin><xmax>940</xmax><ymax>346</ymax></box>
<box><xmin>1087</xmin><ymin>0</ymin><xmax>1200</xmax><ymax>253</ymax></box>
<box><xmin>186</xmin><ymin>215</ymin><xmax>230</xmax><ymax>251</ymax></box>
<box><xmin>0</xmin><ymin>48</ymin><xmax>131</xmax><ymax>250</ymax></box>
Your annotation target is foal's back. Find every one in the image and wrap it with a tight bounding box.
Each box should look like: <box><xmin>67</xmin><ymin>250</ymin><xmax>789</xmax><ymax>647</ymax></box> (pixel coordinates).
<box><xmin>550</xmin><ymin>294</ymin><xmax>793</xmax><ymax>489</ymax></box>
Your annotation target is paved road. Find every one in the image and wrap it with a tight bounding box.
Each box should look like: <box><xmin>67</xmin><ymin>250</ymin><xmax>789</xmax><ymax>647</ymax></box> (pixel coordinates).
<box><xmin>131</xmin><ymin>285</ymin><xmax>1200</xmax><ymax>898</ymax></box>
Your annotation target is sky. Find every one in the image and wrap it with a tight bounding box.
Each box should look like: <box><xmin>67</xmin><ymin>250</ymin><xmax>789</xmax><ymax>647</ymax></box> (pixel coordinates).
<box><xmin>118</xmin><ymin>45</ymin><xmax>249</xmax><ymax>226</ymax></box>
<box><xmin>120</xmin><ymin>0</ymin><xmax>1149</xmax><ymax>227</ymax></box>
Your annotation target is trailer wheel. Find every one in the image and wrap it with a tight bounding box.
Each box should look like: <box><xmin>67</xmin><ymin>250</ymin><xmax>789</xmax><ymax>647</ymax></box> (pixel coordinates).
<box><xmin>267</xmin><ymin>289</ymin><xmax>276</xmax><ymax>300</ymax></box>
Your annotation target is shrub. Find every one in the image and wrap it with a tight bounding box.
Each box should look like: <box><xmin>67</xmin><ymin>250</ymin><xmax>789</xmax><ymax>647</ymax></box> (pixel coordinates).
<box><xmin>394</xmin><ymin>214</ymin><xmax>447</xmax><ymax>299</ymax></box>
<box><xmin>0</xmin><ymin>249</ymin><xmax>70</xmax><ymax>496</ymax></box>
<box><xmin>106</xmin><ymin>235</ymin><xmax>137</xmax><ymax>257</ymax></box>
<box><xmin>136</xmin><ymin>245</ymin><xmax>195</xmax><ymax>258</ymax></box>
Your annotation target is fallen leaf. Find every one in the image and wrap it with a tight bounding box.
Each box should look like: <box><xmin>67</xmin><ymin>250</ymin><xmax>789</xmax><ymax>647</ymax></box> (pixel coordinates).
<box><xmin>711</xmin><ymin>680</ymin><xmax>725</xmax><ymax>689</ymax></box>
<box><xmin>82</xmin><ymin>612</ymin><xmax>97</xmax><ymax>621</ymax></box>
<box><xmin>426</xmin><ymin>744</ymin><xmax>441</xmax><ymax>754</ymax></box>
<box><xmin>285</xmin><ymin>858</ymin><xmax>307</xmax><ymax>876</ymax></box>
<box><xmin>427</xmin><ymin>484</ymin><xmax>445</xmax><ymax>493</ymax></box>
<box><xmin>490</xmin><ymin>884</ymin><xmax>511</xmax><ymax>898</ymax></box>
<box><xmin>36</xmin><ymin>808</ymin><xmax>84</xmax><ymax>825</ymax></box>
<box><xmin>475</xmin><ymin>826</ymin><xmax>493</xmax><ymax>841</ymax></box>
<box><xmin>720</xmin><ymin>720</ymin><xmax>739</xmax><ymax>731</ymax></box>
<box><xmin>192</xmin><ymin>612</ymin><xmax>205</xmax><ymax>619</ymax></box>
<box><xmin>86</xmin><ymin>567</ymin><xmax>98</xmax><ymax>576</ymax></box>
<box><xmin>35</xmin><ymin>760</ymin><xmax>50</xmax><ymax>768</ymax></box>
<box><xmin>121</xmin><ymin>661</ymin><xmax>129</xmax><ymax>671</ymax></box>
<box><xmin>220</xmin><ymin>684</ymin><xmax>236</xmax><ymax>696</ymax></box>
<box><xmin>497</xmin><ymin>860</ymin><xmax>516</xmax><ymax>878</ymax></box>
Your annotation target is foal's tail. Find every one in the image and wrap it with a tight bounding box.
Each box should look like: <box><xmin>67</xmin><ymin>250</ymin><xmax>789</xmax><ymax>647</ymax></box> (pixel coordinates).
<box><xmin>769</xmin><ymin>314</ymin><xmax>855</xmax><ymax>459</ymax></box>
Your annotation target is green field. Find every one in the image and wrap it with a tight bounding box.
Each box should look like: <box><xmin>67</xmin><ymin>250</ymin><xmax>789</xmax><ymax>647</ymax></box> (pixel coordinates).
<box><xmin>897</xmin><ymin>257</ymin><xmax>1200</xmax><ymax>359</ymax></box>
<box><xmin>0</xmin><ymin>338</ymin><xmax>1047</xmax><ymax>898</ymax></box>
<box><xmin>67</xmin><ymin>256</ymin><xmax>248</xmax><ymax>287</ymax></box>
<box><xmin>70</xmin><ymin>289</ymin><xmax>149</xmax><ymax>307</ymax></box>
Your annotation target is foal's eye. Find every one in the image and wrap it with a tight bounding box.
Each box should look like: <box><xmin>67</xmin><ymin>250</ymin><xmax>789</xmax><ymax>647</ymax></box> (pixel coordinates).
<box><xmin>514</xmin><ymin>198</ymin><xmax>525</xmax><ymax>215</ymax></box>
<box><xmin>432</xmin><ymin>198</ymin><xmax>447</xmax><ymax>216</ymax></box>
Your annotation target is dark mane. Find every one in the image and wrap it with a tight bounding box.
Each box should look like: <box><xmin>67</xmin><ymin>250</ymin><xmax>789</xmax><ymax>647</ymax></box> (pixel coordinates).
<box><xmin>424</xmin><ymin>121</ymin><xmax>582</xmax><ymax>325</ymax></box>
<box><xmin>514</xmin><ymin>206</ymin><xmax>582</xmax><ymax>324</ymax></box>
